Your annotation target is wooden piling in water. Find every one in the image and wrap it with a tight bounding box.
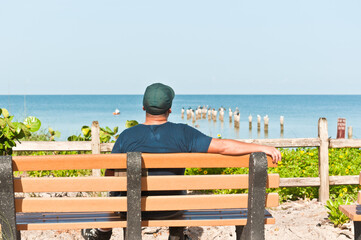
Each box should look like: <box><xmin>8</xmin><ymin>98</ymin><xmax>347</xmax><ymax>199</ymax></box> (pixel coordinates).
<box><xmin>264</xmin><ymin>115</ymin><xmax>269</xmax><ymax>138</ymax></box>
<box><xmin>248</xmin><ymin>114</ymin><xmax>252</xmax><ymax>130</ymax></box>
<box><xmin>219</xmin><ymin>108</ymin><xmax>224</xmax><ymax>122</ymax></box>
<box><xmin>280</xmin><ymin>116</ymin><xmax>284</xmax><ymax>137</ymax></box>
<box><xmin>257</xmin><ymin>115</ymin><xmax>261</xmax><ymax>130</ymax></box>
<box><xmin>186</xmin><ymin>108</ymin><xmax>191</xmax><ymax>120</ymax></box>
<box><xmin>208</xmin><ymin>108</ymin><xmax>211</xmax><ymax>120</ymax></box>
<box><xmin>181</xmin><ymin>108</ymin><xmax>184</xmax><ymax>119</ymax></box>
<box><xmin>348</xmin><ymin>126</ymin><xmax>353</xmax><ymax>139</ymax></box>
<box><xmin>202</xmin><ymin>106</ymin><xmax>207</xmax><ymax>119</ymax></box>
<box><xmin>191</xmin><ymin>110</ymin><xmax>196</xmax><ymax>123</ymax></box>
<box><xmin>212</xmin><ymin>109</ymin><xmax>217</xmax><ymax>121</ymax></box>
<box><xmin>234</xmin><ymin>113</ymin><xmax>240</xmax><ymax>128</ymax></box>
<box><xmin>196</xmin><ymin>106</ymin><xmax>202</xmax><ymax>120</ymax></box>
<box><xmin>229</xmin><ymin>108</ymin><xmax>232</xmax><ymax>122</ymax></box>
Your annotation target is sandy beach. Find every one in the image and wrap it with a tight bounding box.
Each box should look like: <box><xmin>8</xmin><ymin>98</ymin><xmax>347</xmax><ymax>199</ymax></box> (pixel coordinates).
<box><xmin>20</xmin><ymin>199</ymin><xmax>354</xmax><ymax>240</ymax></box>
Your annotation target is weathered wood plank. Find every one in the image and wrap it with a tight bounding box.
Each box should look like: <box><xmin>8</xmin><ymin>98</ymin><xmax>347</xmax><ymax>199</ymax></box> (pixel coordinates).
<box><xmin>13</xmin><ymin>141</ymin><xmax>92</xmax><ymax>151</ymax></box>
<box><xmin>279</xmin><ymin>175</ymin><xmax>359</xmax><ymax>187</ymax></box>
<box><xmin>235</xmin><ymin>138</ymin><xmax>320</xmax><ymax>147</ymax></box>
<box><xmin>330</xmin><ymin>139</ymin><xmax>361</xmax><ymax>148</ymax></box>
<box><xmin>280</xmin><ymin>177</ymin><xmax>320</xmax><ymax>187</ymax></box>
<box><xmin>329</xmin><ymin>175</ymin><xmax>359</xmax><ymax>185</ymax></box>
<box><xmin>100</xmin><ymin>143</ymin><xmax>114</xmax><ymax>152</ymax></box>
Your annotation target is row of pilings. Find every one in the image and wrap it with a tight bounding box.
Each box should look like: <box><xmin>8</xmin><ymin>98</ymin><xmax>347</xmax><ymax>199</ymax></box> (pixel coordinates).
<box><xmin>181</xmin><ymin>106</ymin><xmax>285</xmax><ymax>137</ymax></box>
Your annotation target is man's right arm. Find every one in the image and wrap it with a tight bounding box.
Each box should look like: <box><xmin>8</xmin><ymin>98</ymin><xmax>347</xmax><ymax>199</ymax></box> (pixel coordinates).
<box><xmin>207</xmin><ymin>138</ymin><xmax>281</xmax><ymax>163</ymax></box>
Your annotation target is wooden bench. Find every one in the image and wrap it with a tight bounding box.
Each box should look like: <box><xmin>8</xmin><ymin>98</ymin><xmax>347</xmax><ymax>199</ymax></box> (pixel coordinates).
<box><xmin>0</xmin><ymin>152</ymin><xmax>279</xmax><ymax>240</ymax></box>
<box><xmin>339</xmin><ymin>172</ymin><xmax>361</xmax><ymax>240</ymax></box>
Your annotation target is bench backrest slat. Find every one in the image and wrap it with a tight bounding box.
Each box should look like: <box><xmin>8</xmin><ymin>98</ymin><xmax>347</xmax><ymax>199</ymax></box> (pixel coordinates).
<box><xmin>12</xmin><ymin>153</ymin><xmax>276</xmax><ymax>171</ymax></box>
<box><xmin>14</xmin><ymin>174</ymin><xmax>280</xmax><ymax>192</ymax></box>
<box><xmin>15</xmin><ymin>193</ymin><xmax>279</xmax><ymax>213</ymax></box>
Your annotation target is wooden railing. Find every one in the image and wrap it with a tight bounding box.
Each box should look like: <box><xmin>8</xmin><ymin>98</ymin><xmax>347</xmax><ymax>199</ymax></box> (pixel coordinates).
<box><xmin>13</xmin><ymin>119</ymin><xmax>361</xmax><ymax>203</ymax></box>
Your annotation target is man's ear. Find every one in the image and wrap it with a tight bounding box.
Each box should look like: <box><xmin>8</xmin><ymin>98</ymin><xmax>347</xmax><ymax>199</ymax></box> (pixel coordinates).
<box><xmin>168</xmin><ymin>108</ymin><xmax>172</xmax><ymax>113</ymax></box>
<box><xmin>143</xmin><ymin>106</ymin><xmax>146</xmax><ymax>111</ymax></box>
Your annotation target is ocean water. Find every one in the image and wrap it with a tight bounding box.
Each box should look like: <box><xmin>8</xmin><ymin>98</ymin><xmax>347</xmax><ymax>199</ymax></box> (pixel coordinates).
<box><xmin>1</xmin><ymin>95</ymin><xmax>360</xmax><ymax>141</ymax></box>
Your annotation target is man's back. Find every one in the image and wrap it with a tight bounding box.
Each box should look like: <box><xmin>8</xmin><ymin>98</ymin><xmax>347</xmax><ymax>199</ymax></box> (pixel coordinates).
<box><xmin>112</xmin><ymin>122</ymin><xmax>212</xmax><ymax>176</ymax></box>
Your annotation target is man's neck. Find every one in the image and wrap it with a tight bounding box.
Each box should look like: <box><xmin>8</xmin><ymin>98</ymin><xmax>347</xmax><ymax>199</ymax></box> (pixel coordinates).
<box><xmin>143</xmin><ymin>113</ymin><xmax>168</xmax><ymax>125</ymax></box>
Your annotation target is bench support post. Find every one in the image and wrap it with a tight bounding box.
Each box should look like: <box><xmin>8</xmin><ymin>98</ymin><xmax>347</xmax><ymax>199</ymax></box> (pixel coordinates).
<box><xmin>126</xmin><ymin>152</ymin><xmax>142</xmax><ymax>240</ymax></box>
<box><xmin>238</xmin><ymin>152</ymin><xmax>268</xmax><ymax>240</ymax></box>
<box><xmin>355</xmin><ymin>221</ymin><xmax>361</xmax><ymax>240</ymax></box>
<box><xmin>0</xmin><ymin>156</ymin><xmax>20</xmax><ymax>240</ymax></box>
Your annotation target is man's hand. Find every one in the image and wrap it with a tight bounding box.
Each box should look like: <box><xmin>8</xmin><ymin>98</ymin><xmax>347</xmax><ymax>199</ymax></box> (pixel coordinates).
<box><xmin>261</xmin><ymin>146</ymin><xmax>281</xmax><ymax>164</ymax></box>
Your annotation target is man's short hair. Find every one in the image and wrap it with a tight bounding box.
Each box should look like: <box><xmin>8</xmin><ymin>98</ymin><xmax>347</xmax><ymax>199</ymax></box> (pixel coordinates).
<box><xmin>143</xmin><ymin>83</ymin><xmax>175</xmax><ymax>115</ymax></box>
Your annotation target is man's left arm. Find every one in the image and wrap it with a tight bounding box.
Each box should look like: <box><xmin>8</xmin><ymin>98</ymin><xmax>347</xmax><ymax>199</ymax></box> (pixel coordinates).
<box><xmin>207</xmin><ymin>138</ymin><xmax>281</xmax><ymax>163</ymax></box>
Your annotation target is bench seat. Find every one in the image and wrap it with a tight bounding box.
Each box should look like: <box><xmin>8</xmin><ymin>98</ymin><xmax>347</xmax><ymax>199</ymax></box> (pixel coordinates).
<box><xmin>339</xmin><ymin>205</ymin><xmax>361</xmax><ymax>222</ymax></box>
<box><xmin>0</xmin><ymin>152</ymin><xmax>279</xmax><ymax>240</ymax></box>
<box><xmin>16</xmin><ymin>209</ymin><xmax>275</xmax><ymax>230</ymax></box>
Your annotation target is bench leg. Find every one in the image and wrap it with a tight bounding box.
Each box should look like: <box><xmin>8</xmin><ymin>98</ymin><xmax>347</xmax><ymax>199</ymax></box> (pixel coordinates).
<box><xmin>126</xmin><ymin>152</ymin><xmax>142</xmax><ymax>240</ymax></box>
<box><xmin>355</xmin><ymin>221</ymin><xmax>361</xmax><ymax>240</ymax></box>
<box><xmin>235</xmin><ymin>226</ymin><xmax>244</xmax><ymax>240</ymax></box>
<box><xmin>239</xmin><ymin>152</ymin><xmax>268</xmax><ymax>240</ymax></box>
<box><xmin>169</xmin><ymin>227</ymin><xmax>185</xmax><ymax>240</ymax></box>
<box><xmin>0</xmin><ymin>156</ymin><xmax>21</xmax><ymax>240</ymax></box>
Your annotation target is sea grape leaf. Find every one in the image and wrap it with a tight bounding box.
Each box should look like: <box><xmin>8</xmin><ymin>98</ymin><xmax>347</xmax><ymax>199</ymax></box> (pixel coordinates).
<box><xmin>1</xmin><ymin>108</ymin><xmax>9</xmax><ymax>118</ymax></box>
<box><xmin>20</xmin><ymin>123</ymin><xmax>31</xmax><ymax>137</ymax></box>
<box><xmin>81</xmin><ymin>126</ymin><xmax>91</xmax><ymax>137</ymax></box>
<box><xmin>54</xmin><ymin>131</ymin><xmax>61</xmax><ymax>138</ymax></box>
<box><xmin>125</xmin><ymin>120</ymin><xmax>139</xmax><ymax>128</ymax></box>
<box><xmin>105</xmin><ymin>126</ymin><xmax>113</xmax><ymax>134</ymax></box>
<box><xmin>23</xmin><ymin>116</ymin><xmax>41</xmax><ymax>132</ymax></box>
<box><xmin>48</xmin><ymin>127</ymin><xmax>55</xmax><ymax>135</ymax></box>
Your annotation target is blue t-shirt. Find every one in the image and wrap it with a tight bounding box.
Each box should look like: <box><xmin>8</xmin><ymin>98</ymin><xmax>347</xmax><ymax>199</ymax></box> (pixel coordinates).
<box><xmin>112</xmin><ymin>122</ymin><xmax>212</xmax><ymax>176</ymax></box>
<box><xmin>111</xmin><ymin>122</ymin><xmax>212</xmax><ymax>218</ymax></box>
<box><xmin>112</xmin><ymin>122</ymin><xmax>211</xmax><ymax>154</ymax></box>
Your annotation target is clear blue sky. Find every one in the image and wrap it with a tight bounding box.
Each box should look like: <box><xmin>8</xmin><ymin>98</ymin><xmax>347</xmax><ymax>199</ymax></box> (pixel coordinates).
<box><xmin>1</xmin><ymin>0</ymin><xmax>360</xmax><ymax>94</ymax></box>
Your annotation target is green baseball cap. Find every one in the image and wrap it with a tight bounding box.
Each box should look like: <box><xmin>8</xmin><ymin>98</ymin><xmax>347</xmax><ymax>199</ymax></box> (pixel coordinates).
<box><xmin>143</xmin><ymin>83</ymin><xmax>175</xmax><ymax>115</ymax></box>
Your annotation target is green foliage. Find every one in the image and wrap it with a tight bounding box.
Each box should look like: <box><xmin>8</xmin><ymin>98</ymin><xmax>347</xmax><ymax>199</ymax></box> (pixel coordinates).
<box><xmin>125</xmin><ymin>120</ymin><xmax>139</xmax><ymax>128</ymax></box>
<box><xmin>23</xmin><ymin>116</ymin><xmax>41</xmax><ymax>132</ymax></box>
<box><xmin>0</xmin><ymin>108</ymin><xmax>41</xmax><ymax>156</ymax></box>
<box><xmin>186</xmin><ymin>148</ymin><xmax>361</xmax><ymax>202</ymax></box>
<box><xmin>68</xmin><ymin>125</ymin><xmax>119</xmax><ymax>143</ymax></box>
<box><xmin>48</xmin><ymin>127</ymin><xmax>61</xmax><ymax>141</ymax></box>
<box><xmin>325</xmin><ymin>195</ymin><xmax>352</xmax><ymax>227</ymax></box>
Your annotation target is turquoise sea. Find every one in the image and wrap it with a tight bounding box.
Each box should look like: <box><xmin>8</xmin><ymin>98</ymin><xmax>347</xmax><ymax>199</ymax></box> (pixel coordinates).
<box><xmin>1</xmin><ymin>95</ymin><xmax>360</xmax><ymax>141</ymax></box>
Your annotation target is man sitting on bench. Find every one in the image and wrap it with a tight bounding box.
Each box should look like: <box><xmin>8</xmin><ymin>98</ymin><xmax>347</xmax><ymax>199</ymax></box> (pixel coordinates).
<box><xmin>81</xmin><ymin>83</ymin><xmax>281</xmax><ymax>240</ymax></box>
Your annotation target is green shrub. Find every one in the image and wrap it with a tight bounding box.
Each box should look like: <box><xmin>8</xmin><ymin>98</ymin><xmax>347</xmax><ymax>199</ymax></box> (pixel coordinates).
<box><xmin>325</xmin><ymin>195</ymin><xmax>353</xmax><ymax>227</ymax></box>
<box><xmin>0</xmin><ymin>108</ymin><xmax>41</xmax><ymax>156</ymax></box>
<box><xmin>186</xmin><ymin>148</ymin><xmax>361</xmax><ymax>202</ymax></box>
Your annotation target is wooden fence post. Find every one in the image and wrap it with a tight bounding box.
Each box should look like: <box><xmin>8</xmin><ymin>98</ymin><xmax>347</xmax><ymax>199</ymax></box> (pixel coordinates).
<box><xmin>318</xmin><ymin>118</ymin><xmax>329</xmax><ymax>203</ymax></box>
<box><xmin>91</xmin><ymin>121</ymin><xmax>101</xmax><ymax>177</ymax></box>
